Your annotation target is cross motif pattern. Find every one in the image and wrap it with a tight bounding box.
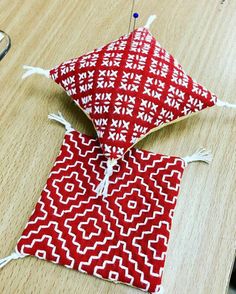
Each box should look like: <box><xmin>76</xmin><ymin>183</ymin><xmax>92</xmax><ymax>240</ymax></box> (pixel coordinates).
<box><xmin>50</xmin><ymin>27</ymin><xmax>217</xmax><ymax>159</ymax></box>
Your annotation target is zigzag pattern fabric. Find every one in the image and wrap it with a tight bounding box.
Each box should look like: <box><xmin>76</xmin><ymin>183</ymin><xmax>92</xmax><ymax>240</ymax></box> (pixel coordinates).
<box><xmin>49</xmin><ymin>27</ymin><xmax>217</xmax><ymax>159</ymax></box>
<box><xmin>16</xmin><ymin>129</ymin><xmax>186</xmax><ymax>293</ymax></box>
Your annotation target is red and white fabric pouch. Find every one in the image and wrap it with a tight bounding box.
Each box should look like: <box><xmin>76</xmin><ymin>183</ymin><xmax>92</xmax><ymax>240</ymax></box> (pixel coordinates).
<box><xmin>0</xmin><ymin>113</ymin><xmax>212</xmax><ymax>294</ymax></box>
<box><xmin>21</xmin><ymin>15</ymin><xmax>234</xmax><ymax>197</ymax></box>
<box><xmin>22</xmin><ymin>15</ymin><xmax>235</xmax><ymax>162</ymax></box>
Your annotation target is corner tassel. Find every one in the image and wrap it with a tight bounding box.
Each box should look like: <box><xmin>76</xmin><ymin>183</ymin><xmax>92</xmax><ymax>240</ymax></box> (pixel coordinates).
<box><xmin>216</xmin><ymin>99</ymin><xmax>236</xmax><ymax>109</ymax></box>
<box><xmin>183</xmin><ymin>148</ymin><xmax>213</xmax><ymax>165</ymax></box>
<box><xmin>144</xmin><ymin>15</ymin><xmax>157</xmax><ymax>29</ymax></box>
<box><xmin>22</xmin><ymin>65</ymin><xmax>50</xmax><ymax>80</ymax></box>
<box><xmin>96</xmin><ymin>159</ymin><xmax>118</xmax><ymax>197</ymax></box>
<box><xmin>48</xmin><ymin>112</ymin><xmax>74</xmax><ymax>132</ymax></box>
<box><xmin>0</xmin><ymin>251</ymin><xmax>25</xmax><ymax>269</ymax></box>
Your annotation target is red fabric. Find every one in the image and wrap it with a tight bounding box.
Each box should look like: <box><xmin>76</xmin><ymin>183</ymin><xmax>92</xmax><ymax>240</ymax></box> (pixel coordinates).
<box><xmin>16</xmin><ymin>130</ymin><xmax>185</xmax><ymax>293</ymax></box>
<box><xmin>49</xmin><ymin>27</ymin><xmax>217</xmax><ymax>160</ymax></box>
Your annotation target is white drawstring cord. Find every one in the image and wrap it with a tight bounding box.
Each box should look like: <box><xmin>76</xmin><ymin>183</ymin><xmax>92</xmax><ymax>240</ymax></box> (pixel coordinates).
<box><xmin>22</xmin><ymin>65</ymin><xmax>50</xmax><ymax>80</ymax></box>
<box><xmin>183</xmin><ymin>148</ymin><xmax>213</xmax><ymax>165</ymax></box>
<box><xmin>144</xmin><ymin>15</ymin><xmax>157</xmax><ymax>29</ymax></box>
<box><xmin>216</xmin><ymin>99</ymin><xmax>236</xmax><ymax>109</ymax></box>
<box><xmin>96</xmin><ymin>159</ymin><xmax>118</xmax><ymax>197</ymax></box>
<box><xmin>0</xmin><ymin>251</ymin><xmax>25</xmax><ymax>269</ymax></box>
<box><xmin>48</xmin><ymin>112</ymin><xmax>74</xmax><ymax>132</ymax></box>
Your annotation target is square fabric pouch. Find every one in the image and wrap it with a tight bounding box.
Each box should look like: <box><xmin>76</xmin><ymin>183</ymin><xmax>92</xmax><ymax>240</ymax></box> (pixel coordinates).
<box><xmin>22</xmin><ymin>15</ymin><xmax>235</xmax><ymax>162</ymax></box>
<box><xmin>0</xmin><ymin>113</ymin><xmax>211</xmax><ymax>294</ymax></box>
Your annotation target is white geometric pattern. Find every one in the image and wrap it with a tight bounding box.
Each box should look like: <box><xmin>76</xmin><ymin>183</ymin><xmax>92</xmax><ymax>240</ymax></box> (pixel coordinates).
<box><xmin>17</xmin><ymin>130</ymin><xmax>186</xmax><ymax>293</ymax></box>
<box><xmin>48</xmin><ymin>27</ymin><xmax>217</xmax><ymax>160</ymax></box>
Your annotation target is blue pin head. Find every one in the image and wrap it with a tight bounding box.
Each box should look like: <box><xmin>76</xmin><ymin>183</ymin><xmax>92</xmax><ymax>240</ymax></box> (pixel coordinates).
<box><xmin>133</xmin><ymin>12</ymin><xmax>139</xmax><ymax>19</ymax></box>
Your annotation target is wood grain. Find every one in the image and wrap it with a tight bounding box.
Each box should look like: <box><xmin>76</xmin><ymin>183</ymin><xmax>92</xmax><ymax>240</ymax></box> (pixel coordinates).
<box><xmin>0</xmin><ymin>1</ymin><xmax>235</xmax><ymax>293</ymax></box>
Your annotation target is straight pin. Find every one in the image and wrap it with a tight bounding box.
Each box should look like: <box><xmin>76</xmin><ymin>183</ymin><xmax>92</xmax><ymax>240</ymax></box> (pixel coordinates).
<box><xmin>133</xmin><ymin>12</ymin><xmax>139</xmax><ymax>31</ymax></box>
<box><xmin>128</xmin><ymin>0</ymin><xmax>135</xmax><ymax>34</ymax></box>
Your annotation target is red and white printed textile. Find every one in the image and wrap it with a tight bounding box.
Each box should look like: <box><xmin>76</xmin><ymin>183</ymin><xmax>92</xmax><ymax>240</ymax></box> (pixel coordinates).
<box><xmin>48</xmin><ymin>27</ymin><xmax>217</xmax><ymax>159</ymax></box>
<box><xmin>16</xmin><ymin>129</ymin><xmax>186</xmax><ymax>293</ymax></box>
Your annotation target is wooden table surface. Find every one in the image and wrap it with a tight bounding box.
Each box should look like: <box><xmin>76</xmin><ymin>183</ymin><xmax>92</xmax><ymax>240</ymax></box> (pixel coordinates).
<box><xmin>0</xmin><ymin>1</ymin><xmax>235</xmax><ymax>293</ymax></box>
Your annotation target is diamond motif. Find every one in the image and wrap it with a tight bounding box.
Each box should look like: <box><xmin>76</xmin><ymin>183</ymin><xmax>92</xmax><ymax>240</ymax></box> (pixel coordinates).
<box><xmin>17</xmin><ymin>130</ymin><xmax>185</xmax><ymax>293</ymax></box>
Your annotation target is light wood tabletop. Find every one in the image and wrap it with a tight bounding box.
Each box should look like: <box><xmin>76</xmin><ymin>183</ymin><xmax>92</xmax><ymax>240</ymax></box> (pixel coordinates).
<box><xmin>0</xmin><ymin>1</ymin><xmax>235</xmax><ymax>293</ymax></box>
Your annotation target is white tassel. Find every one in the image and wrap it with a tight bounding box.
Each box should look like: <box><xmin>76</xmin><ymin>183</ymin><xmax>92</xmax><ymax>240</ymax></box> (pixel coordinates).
<box><xmin>0</xmin><ymin>251</ymin><xmax>25</xmax><ymax>269</ymax></box>
<box><xmin>216</xmin><ymin>99</ymin><xmax>236</xmax><ymax>109</ymax></box>
<box><xmin>183</xmin><ymin>148</ymin><xmax>213</xmax><ymax>165</ymax></box>
<box><xmin>48</xmin><ymin>112</ymin><xmax>74</xmax><ymax>132</ymax></box>
<box><xmin>144</xmin><ymin>15</ymin><xmax>157</xmax><ymax>29</ymax></box>
<box><xmin>22</xmin><ymin>65</ymin><xmax>50</xmax><ymax>80</ymax></box>
<box><xmin>96</xmin><ymin>159</ymin><xmax>118</xmax><ymax>197</ymax></box>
